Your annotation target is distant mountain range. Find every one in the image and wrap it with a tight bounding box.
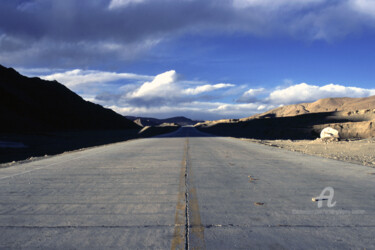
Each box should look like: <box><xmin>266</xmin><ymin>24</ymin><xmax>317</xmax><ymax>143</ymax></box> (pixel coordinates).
<box><xmin>125</xmin><ymin>116</ymin><xmax>203</xmax><ymax>127</ymax></box>
<box><xmin>0</xmin><ymin>65</ymin><xmax>140</xmax><ymax>132</ymax></box>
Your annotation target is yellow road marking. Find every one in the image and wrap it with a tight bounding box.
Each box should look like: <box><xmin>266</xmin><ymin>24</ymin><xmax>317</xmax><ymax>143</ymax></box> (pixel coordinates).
<box><xmin>171</xmin><ymin>138</ymin><xmax>188</xmax><ymax>249</ymax></box>
<box><xmin>171</xmin><ymin>138</ymin><xmax>205</xmax><ymax>250</ymax></box>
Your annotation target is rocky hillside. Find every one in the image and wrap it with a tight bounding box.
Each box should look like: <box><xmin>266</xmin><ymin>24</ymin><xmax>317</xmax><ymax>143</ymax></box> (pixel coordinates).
<box><xmin>197</xmin><ymin>96</ymin><xmax>375</xmax><ymax>140</ymax></box>
<box><xmin>246</xmin><ymin>96</ymin><xmax>375</xmax><ymax>120</ymax></box>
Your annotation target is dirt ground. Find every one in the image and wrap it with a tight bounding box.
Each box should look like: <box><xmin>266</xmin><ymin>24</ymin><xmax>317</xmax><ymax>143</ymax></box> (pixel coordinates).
<box><xmin>240</xmin><ymin>137</ymin><xmax>375</xmax><ymax>168</ymax></box>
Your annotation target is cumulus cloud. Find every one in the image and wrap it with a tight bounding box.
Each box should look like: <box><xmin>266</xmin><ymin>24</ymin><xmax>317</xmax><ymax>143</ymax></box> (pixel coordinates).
<box><xmin>130</xmin><ymin>70</ymin><xmax>178</xmax><ymax>98</ymax></box>
<box><xmin>209</xmin><ymin>82</ymin><xmax>375</xmax><ymax>119</ymax></box>
<box><xmin>121</xmin><ymin>70</ymin><xmax>236</xmax><ymax>106</ymax></box>
<box><xmin>96</xmin><ymin>73</ymin><xmax>375</xmax><ymax>120</ymax></box>
<box><xmin>36</xmin><ymin>68</ymin><xmax>240</xmax><ymax>119</ymax></box>
<box><xmin>213</xmin><ymin>102</ymin><xmax>273</xmax><ymax>117</ymax></box>
<box><xmin>237</xmin><ymin>88</ymin><xmax>266</xmax><ymax>103</ymax></box>
<box><xmin>183</xmin><ymin>83</ymin><xmax>234</xmax><ymax>95</ymax></box>
<box><xmin>109</xmin><ymin>0</ymin><xmax>145</xmax><ymax>9</ymax></box>
<box><xmin>267</xmin><ymin>83</ymin><xmax>375</xmax><ymax>105</ymax></box>
<box><xmin>28</xmin><ymin>67</ymin><xmax>375</xmax><ymax>120</ymax></box>
<box><xmin>350</xmin><ymin>0</ymin><xmax>375</xmax><ymax>18</ymax></box>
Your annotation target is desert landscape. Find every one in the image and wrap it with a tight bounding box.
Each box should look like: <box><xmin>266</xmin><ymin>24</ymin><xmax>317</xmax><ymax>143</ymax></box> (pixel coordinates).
<box><xmin>242</xmin><ymin>137</ymin><xmax>375</xmax><ymax>168</ymax></box>
<box><xmin>1</xmin><ymin>1</ymin><xmax>375</xmax><ymax>248</ymax></box>
<box><xmin>2</xmin><ymin>64</ymin><xmax>375</xmax><ymax>168</ymax></box>
<box><xmin>196</xmin><ymin>96</ymin><xmax>375</xmax><ymax>168</ymax></box>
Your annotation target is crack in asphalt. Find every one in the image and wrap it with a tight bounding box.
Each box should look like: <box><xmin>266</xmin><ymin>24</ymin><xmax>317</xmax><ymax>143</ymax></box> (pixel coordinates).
<box><xmin>184</xmin><ymin>138</ymin><xmax>190</xmax><ymax>250</ymax></box>
<box><xmin>171</xmin><ymin>137</ymin><xmax>190</xmax><ymax>250</ymax></box>
<box><xmin>203</xmin><ymin>224</ymin><xmax>375</xmax><ymax>228</ymax></box>
<box><xmin>0</xmin><ymin>225</ymin><xmax>179</xmax><ymax>229</ymax></box>
<box><xmin>1</xmin><ymin>224</ymin><xmax>374</xmax><ymax>230</ymax></box>
<box><xmin>184</xmin><ymin>137</ymin><xmax>206</xmax><ymax>250</ymax></box>
<box><xmin>171</xmin><ymin>136</ymin><xmax>205</xmax><ymax>250</ymax></box>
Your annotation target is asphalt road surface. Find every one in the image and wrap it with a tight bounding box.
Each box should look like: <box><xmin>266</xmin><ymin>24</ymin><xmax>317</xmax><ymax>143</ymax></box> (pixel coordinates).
<box><xmin>1</xmin><ymin>127</ymin><xmax>374</xmax><ymax>249</ymax></box>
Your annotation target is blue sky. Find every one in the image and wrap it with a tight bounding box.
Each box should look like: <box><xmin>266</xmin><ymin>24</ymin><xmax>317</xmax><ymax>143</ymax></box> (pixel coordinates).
<box><xmin>1</xmin><ymin>0</ymin><xmax>375</xmax><ymax>120</ymax></box>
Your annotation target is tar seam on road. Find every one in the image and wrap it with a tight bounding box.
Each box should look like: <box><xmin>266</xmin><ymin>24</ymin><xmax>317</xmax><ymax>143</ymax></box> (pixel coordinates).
<box><xmin>185</xmin><ymin>138</ymin><xmax>190</xmax><ymax>250</ymax></box>
<box><xmin>171</xmin><ymin>138</ymin><xmax>205</xmax><ymax>250</ymax></box>
<box><xmin>2</xmin><ymin>224</ymin><xmax>375</xmax><ymax>230</ymax></box>
<box><xmin>171</xmin><ymin>138</ymin><xmax>189</xmax><ymax>250</ymax></box>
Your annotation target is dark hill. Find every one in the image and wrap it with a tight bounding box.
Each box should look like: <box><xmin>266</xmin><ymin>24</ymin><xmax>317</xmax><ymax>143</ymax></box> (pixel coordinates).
<box><xmin>0</xmin><ymin>65</ymin><xmax>140</xmax><ymax>132</ymax></box>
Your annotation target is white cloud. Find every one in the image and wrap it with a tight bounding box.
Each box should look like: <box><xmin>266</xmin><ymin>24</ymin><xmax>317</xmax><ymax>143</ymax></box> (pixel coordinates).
<box><xmin>129</xmin><ymin>70</ymin><xmax>178</xmax><ymax>98</ymax></box>
<box><xmin>257</xmin><ymin>104</ymin><xmax>267</xmax><ymax>110</ymax></box>
<box><xmin>351</xmin><ymin>0</ymin><xmax>375</xmax><ymax>18</ymax></box>
<box><xmin>41</xmin><ymin>69</ymin><xmax>153</xmax><ymax>88</ymax></box>
<box><xmin>31</xmin><ymin>67</ymin><xmax>375</xmax><ymax>120</ymax></box>
<box><xmin>215</xmin><ymin>103</ymin><xmax>259</xmax><ymax>112</ymax></box>
<box><xmin>237</xmin><ymin>88</ymin><xmax>266</xmax><ymax>103</ymax></box>
<box><xmin>183</xmin><ymin>83</ymin><xmax>234</xmax><ymax>95</ymax></box>
<box><xmin>124</xmin><ymin>70</ymin><xmax>236</xmax><ymax>106</ymax></box>
<box><xmin>208</xmin><ymin>102</ymin><xmax>274</xmax><ymax>119</ymax></box>
<box><xmin>108</xmin><ymin>0</ymin><xmax>145</xmax><ymax>9</ymax></box>
<box><xmin>35</xmin><ymin>68</ymin><xmax>236</xmax><ymax>109</ymax></box>
<box><xmin>244</xmin><ymin>88</ymin><xmax>265</xmax><ymax>95</ymax></box>
<box><xmin>267</xmin><ymin>83</ymin><xmax>375</xmax><ymax>105</ymax></box>
<box><xmin>108</xmin><ymin>80</ymin><xmax>375</xmax><ymax>120</ymax></box>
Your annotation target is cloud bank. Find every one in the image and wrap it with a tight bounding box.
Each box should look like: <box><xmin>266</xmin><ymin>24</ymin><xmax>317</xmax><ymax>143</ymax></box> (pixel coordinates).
<box><xmin>267</xmin><ymin>83</ymin><xmax>375</xmax><ymax>105</ymax></box>
<box><xmin>38</xmin><ymin>68</ymin><xmax>375</xmax><ymax>120</ymax></box>
<box><xmin>2</xmin><ymin>0</ymin><xmax>375</xmax><ymax>67</ymax></box>
<box><xmin>42</xmin><ymin>69</ymin><xmax>152</xmax><ymax>88</ymax></box>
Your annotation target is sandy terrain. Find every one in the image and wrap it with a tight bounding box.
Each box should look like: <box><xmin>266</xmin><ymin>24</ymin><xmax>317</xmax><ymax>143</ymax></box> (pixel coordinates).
<box><xmin>196</xmin><ymin>96</ymin><xmax>375</xmax><ymax>168</ymax></box>
<box><xmin>241</xmin><ymin>137</ymin><xmax>375</xmax><ymax>168</ymax></box>
<box><xmin>247</xmin><ymin>95</ymin><xmax>375</xmax><ymax>119</ymax></box>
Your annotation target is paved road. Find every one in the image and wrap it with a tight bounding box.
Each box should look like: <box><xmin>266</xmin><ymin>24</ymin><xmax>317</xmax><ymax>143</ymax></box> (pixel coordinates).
<box><xmin>0</xmin><ymin>127</ymin><xmax>374</xmax><ymax>249</ymax></box>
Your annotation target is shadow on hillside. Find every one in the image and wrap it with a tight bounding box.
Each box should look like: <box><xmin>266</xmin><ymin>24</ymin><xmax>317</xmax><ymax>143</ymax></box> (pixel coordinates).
<box><xmin>196</xmin><ymin>111</ymin><xmax>365</xmax><ymax>140</ymax></box>
<box><xmin>0</xmin><ymin>130</ymin><xmax>137</xmax><ymax>165</ymax></box>
<box><xmin>0</xmin><ymin>126</ymin><xmax>181</xmax><ymax>165</ymax></box>
<box><xmin>1</xmin><ymin>111</ymin><xmax>371</xmax><ymax>165</ymax></box>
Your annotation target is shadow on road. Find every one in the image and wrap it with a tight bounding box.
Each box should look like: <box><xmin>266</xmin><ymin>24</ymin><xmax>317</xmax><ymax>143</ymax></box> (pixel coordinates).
<box><xmin>0</xmin><ymin>126</ymin><xmax>216</xmax><ymax>166</ymax></box>
<box><xmin>155</xmin><ymin>126</ymin><xmax>215</xmax><ymax>138</ymax></box>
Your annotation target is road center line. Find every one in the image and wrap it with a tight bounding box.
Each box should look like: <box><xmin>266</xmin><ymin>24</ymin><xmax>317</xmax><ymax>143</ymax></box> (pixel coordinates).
<box><xmin>171</xmin><ymin>138</ymin><xmax>205</xmax><ymax>250</ymax></box>
<box><xmin>171</xmin><ymin>138</ymin><xmax>189</xmax><ymax>250</ymax></box>
<box><xmin>186</xmin><ymin>138</ymin><xmax>205</xmax><ymax>249</ymax></box>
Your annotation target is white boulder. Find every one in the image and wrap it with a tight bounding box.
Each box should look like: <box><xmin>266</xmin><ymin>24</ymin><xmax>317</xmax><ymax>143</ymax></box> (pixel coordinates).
<box><xmin>320</xmin><ymin>127</ymin><xmax>340</xmax><ymax>139</ymax></box>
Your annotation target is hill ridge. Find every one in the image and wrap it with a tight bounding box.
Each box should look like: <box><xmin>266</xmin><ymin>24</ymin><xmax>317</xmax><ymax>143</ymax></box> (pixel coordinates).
<box><xmin>246</xmin><ymin>96</ymin><xmax>375</xmax><ymax>120</ymax></box>
<box><xmin>0</xmin><ymin>64</ymin><xmax>139</xmax><ymax>132</ymax></box>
